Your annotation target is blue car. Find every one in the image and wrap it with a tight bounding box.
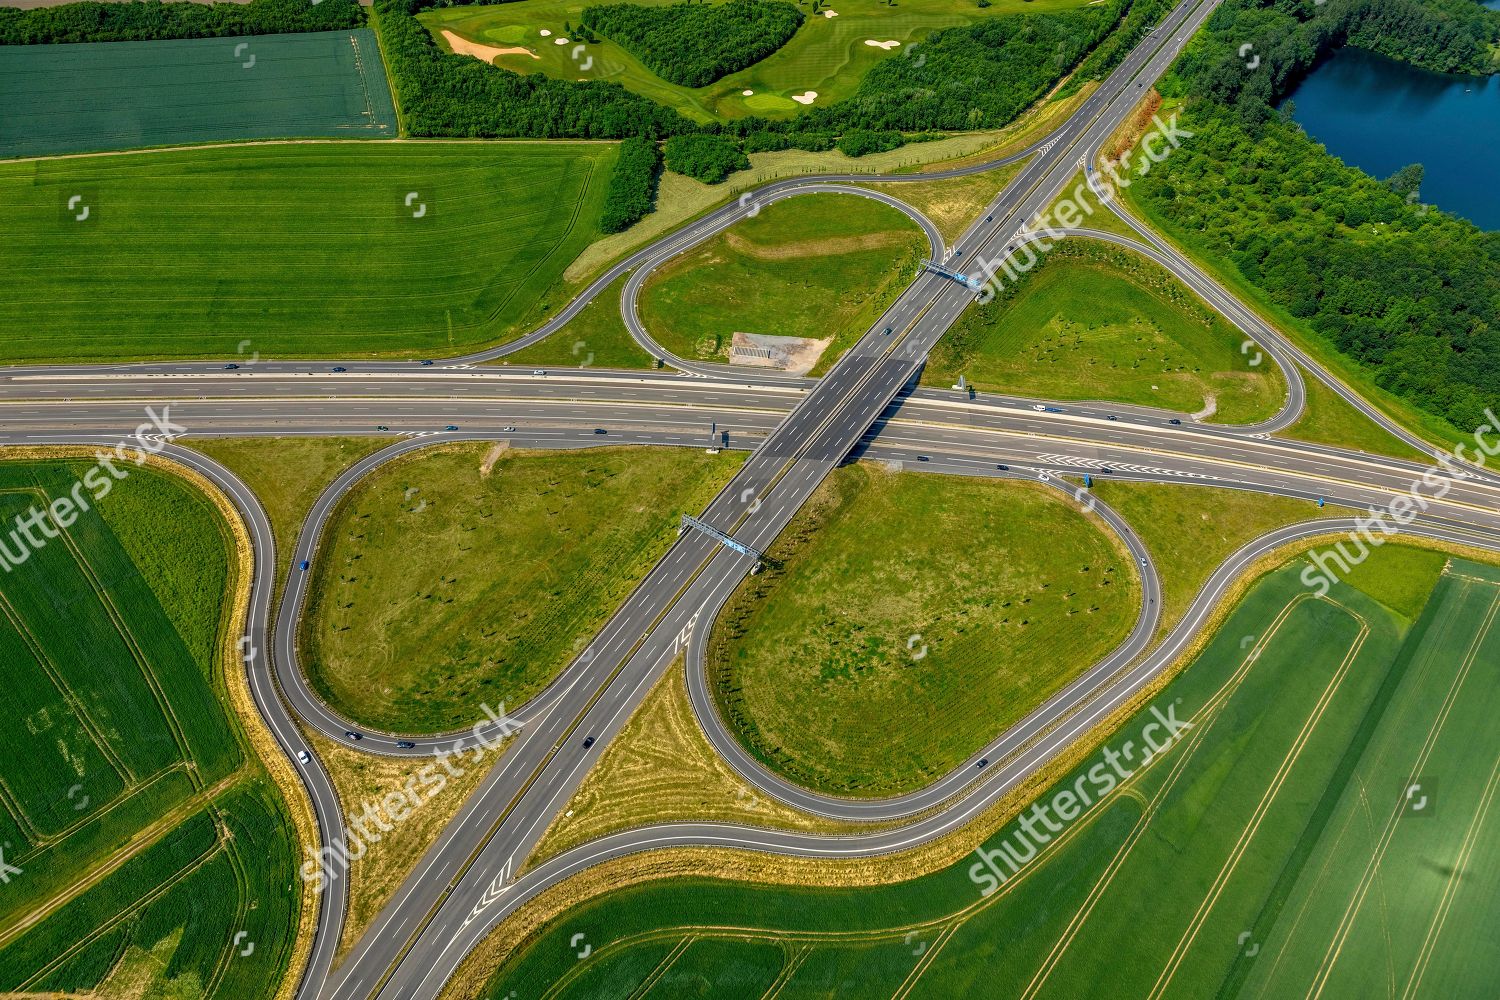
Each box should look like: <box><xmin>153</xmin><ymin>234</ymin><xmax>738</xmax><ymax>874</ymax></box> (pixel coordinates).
<box><xmin>299</xmin><ymin>560</ymin><xmax>310</xmax><ymax>571</ymax></box>
<box><xmin>445</xmin><ymin>424</ymin><xmax>459</xmax><ymax>431</ymax></box>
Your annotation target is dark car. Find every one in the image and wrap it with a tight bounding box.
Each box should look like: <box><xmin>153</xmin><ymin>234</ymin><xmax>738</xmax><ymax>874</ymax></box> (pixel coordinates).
<box><xmin>445</xmin><ymin>424</ymin><xmax>459</xmax><ymax>431</ymax></box>
<box><xmin>299</xmin><ymin>559</ymin><xmax>310</xmax><ymax>571</ymax></box>
<box><xmin>582</xmin><ymin>736</ymin><xmax>596</xmax><ymax>749</ymax></box>
<box><xmin>1101</xmin><ymin>467</ymin><xmax>1115</xmax><ymax>474</ymax></box>
<box><xmin>224</xmin><ymin>363</ymin><xmax>239</xmax><ymax>370</ymax></box>
<box><xmin>396</xmin><ymin>740</ymin><xmax>416</xmax><ymax>749</ymax></box>
<box><xmin>977</xmin><ymin>758</ymin><xmax>990</xmax><ymax>768</ymax></box>
<box><xmin>593</xmin><ymin>428</ymin><xmax>608</xmax><ymax>435</ymax></box>
<box><xmin>331</xmin><ymin>366</ymin><xmax>347</xmax><ymax>373</ymax></box>
<box><xmin>996</xmin><ymin>464</ymin><xmax>1010</xmax><ymax>471</ymax></box>
<box><xmin>344</xmin><ymin>731</ymin><xmax>363</xmax><ymax>741</ymax></box>
<box><xmin>376</xmin><ymin>425</ymin><xmax>389</xmax><ymax>431</ymax></box>
<box><xmin>419</xmin><ymin>359</ymin><xmax>434</xmax><ymax>366</ymax></box>
<box><xmin>1106</xmin><ymin>414</ymin><xmax>1118</xmax><ymax>421</ymax></box>
<box><xmin>1168</xmin><ymin>418</ymin><xmax>1183</xmax><ymax>425</ymax></box>
<box><xmin>916</xmin><ymin>455</ymin><xmax>930</xmax><ymax>462</ymax></box>
<box><xmin>985</xmin><ymin>215</ymin><xmax>993</xmax><ymax>222</ymax></box>
<box><xmin>883</xmin><ymin>327</ymin><xmax>893</xmax><ymax>336</ymax></box>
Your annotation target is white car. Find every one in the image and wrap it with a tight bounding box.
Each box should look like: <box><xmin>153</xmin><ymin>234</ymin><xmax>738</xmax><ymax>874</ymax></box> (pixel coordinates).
<box><xmin>296</xmin><ymin>750</ymin><xmax>311</xmax><ymax>764</ymax></box>
<box><xmin>1031</xmin><ymin>404</ymin><xmax>1046</xmax><ymax>412</ymax></box>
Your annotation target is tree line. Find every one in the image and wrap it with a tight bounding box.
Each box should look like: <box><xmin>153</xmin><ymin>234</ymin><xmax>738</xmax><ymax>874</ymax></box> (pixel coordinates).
<box><xmin>0</xmin><ymin>0</ymin><xmax>363</xmax><ymax>45</ymax></box>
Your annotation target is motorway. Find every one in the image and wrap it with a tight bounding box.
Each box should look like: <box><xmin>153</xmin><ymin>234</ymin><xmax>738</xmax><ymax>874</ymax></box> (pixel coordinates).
<box><xmin>8</xmin><ymin>0</ymin><xmax>1500</xmax><ymax>995</ymax></box>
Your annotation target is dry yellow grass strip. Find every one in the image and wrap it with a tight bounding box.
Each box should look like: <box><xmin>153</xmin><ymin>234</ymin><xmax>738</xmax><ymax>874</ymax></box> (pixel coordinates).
<box><xmin>302</xmin><ymin>726</ymin><xmax>508</xmax><ymax>960</ymax></box>
<box><xmin>529</xmin><ymin>660</ymin><xmax>853</xmax><ymax>868</ymax></box>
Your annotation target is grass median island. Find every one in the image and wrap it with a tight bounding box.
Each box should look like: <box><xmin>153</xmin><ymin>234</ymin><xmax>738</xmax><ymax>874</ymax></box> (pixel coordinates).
<box><xmin>1091</xmin><ymin>480</ymin><xmax>1351</xmax><ymax>643</ymax></box>
<box><xmin>501</xmin><ymin>274</ymin><xmax>659</xmax><ymax>369</ymax></box>
<box><xmin>709</xmin><ymin>463</ymin><xmax>1140</xmax><ymax>797</ymax></box>
<box><xmin>481</xmin><ymin>544</ymin><xmax>1500</xmax><ymax>999</ymax></box>
<box><xmin>0</xmin><ymin>460</ymin><xmax>301</xmax><ymax>998</ymax></box>
<box><xmin>0</xmin><ymin>142</ymin><xmax>616</xmax><ymax>364</ymax></box>
<box><xmin>925</xmin><ymin>239</ymin><xmax>1285</xmax><ymax>423</ymax></box>
<box><xmin>638</xmin><ymin>192</ymin><xmax>924</xmax><ymax>370</ymax></box>
<box><xmin>303</xmin><ymin>444</ymin><xmax>744</xmax><ymax>734</ymax></box>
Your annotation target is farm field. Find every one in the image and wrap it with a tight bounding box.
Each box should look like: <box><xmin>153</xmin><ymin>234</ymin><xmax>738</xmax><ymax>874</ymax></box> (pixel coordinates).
<box><xmin>638</xmin><ymin>192</ymin><xmax>925</xmax><ymax>372</ymax></box>
<box><xmin>0</xmin><ymin>29</ymin><xmax>394</xmax><ymax>158</ymax></box>
<box><xmin>924</xmin><ymin>240</ymin><xmax>1285</xmax><ymax>423</ymax></box>
<box><xmin>303</xmin><ymin>444</ymin><xmax>744</xmax><ymax>734</ymax></box>
<box><xmin>708</xmin><ymin>464</ymin><xmax>1140</xmax><ymax>796</ymax></box>
<box><xmin>421</xmin><ymin>0</ymin><xmax>1094</xmax><ymax>123</ymax></box>
<box><xmin>0</xmin><ymin>460</ymin><xmax>301</xmax><ymax>997</ymax></box>
<box><xmin>0</xmin><ymin>142</ymin><xmax>617</xmax><ymax>363</ymax></box>
<box><xmin>484</xmin><ymin>545</ymin><xmax>1500</xmax><ymax>999</ymax></box>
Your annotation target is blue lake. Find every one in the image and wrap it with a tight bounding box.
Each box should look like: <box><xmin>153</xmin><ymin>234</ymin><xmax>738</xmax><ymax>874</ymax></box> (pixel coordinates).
<box><xmin>1281</xmin><ymin>46</ymin><xmax>1500</xmax><ymax>230</ymax></box>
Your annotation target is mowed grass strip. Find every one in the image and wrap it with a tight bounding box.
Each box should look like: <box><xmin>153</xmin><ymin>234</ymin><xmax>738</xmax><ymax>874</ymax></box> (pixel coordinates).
<box><xmin>924</xmin><ymin>241</ymin><xmax>1285</xmax><ymax>423</ymax></box>
<box><xmin>709</xmin><ymin>463</ymin><xmax>1139</xmax><ymax>797</ymax></box>
<box><xmin>0</xmin><ymin>29</ymin><xmax>395</xmax><ymax>159</ymax></box>
<box><xmin>638</xmin><ymin>192</ymin><xmax>924</xmax><ymax>370</ymax></box>
<box><xmin>0</xmin><ymin>142</ymin><xmax>616</xmax><ymax>363</ymax></box>
<box><xmin>303</xmin><ymin>444</ymin><xmax>744</xmax><ymax>734</ymax></box>
<box><xmin>424</xmin><ymin>0</ymin><xmax>1093</xmax><ymax>123</ymax></box>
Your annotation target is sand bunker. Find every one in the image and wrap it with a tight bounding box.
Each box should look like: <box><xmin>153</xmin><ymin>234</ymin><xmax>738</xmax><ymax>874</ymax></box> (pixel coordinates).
<box><xmin>792</xmin><ymin>91</ymin><xmax>818</xmax><ymax>104</ymax></box>
<box><xmin>743</xmin><ymin>89</ymin><xmax>755</xmax><ymax>96</ymax></box>
<box><xmin>539</xmin><ymin>28</ymin><xmax>552</xmax><ymax>36</ymax></box>
<box><xmin>442</xmin><ymin>30</ymin><xmax>539</xmax><ymax>63</ymax></box>
<box><xmin>864</xmin><ymin>39</ymin><xmax>900</xmax><ymax>49</ymax></box>
<box><xmin>555</xmin><ymin>36</ymin><xmax>570</xmax><ymax>44</ymax></box>
<box><xmin>822</xmin><ymin>8</ymin><xmax>838</xmax><ymax>16</ymax></box>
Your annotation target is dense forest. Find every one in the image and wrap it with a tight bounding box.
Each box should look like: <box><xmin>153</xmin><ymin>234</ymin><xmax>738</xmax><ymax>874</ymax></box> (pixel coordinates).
<box><xmin>600</xmin><ymin>135</ymin><xmax>663</xmax><ymax>232</ymax></box>
<box><xmin>663</xmin><ymin>134</ymin><xmax>750</xmax><ymax>183</ymax></box>
<box><xmin>375</xmin><ymin>0</ymin><xmax>695</xmax><ymax>138</ymax></box>
<box><xmin>0</xmin><ymin>0</ymin><xmax>362</xmax><ymax>44</ymax></box>
<box><xmin>800</xmin><ymin>6</ymin><xmax>1117</xmax><ymax>133</ymax></box>
<box><xmin>581</xmin><ymin>0</ymin><xmax>804</xmax><ymax>88</ymax></box>
<box><xmin>1174</xmin><ymin>0</ymin><xmax>1500</xmax><ymax>113</ymax></box>
<box><xmin>1139</xmin><ymin>0</ymin><xmax>1500</xmax><ymax>433</ymax></box>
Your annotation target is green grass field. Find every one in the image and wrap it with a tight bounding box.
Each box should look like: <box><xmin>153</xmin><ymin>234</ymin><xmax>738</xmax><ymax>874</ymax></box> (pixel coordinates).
<box><xmin>0</xmin><ymin>30</ymin><xmax>395</xmax><ymax>159</ymax></box>
<box><xmin>709</xmin><ymin>464</ymin><xmax>1140</xmax><ymax>796</ymax></box>
<box><xmin>486</xmin><ymin>544</ymin><xmax>1500</xmax><ymax>999</ymax></box>
<box><xmin>502</xmin><ymin>274</ymin><xmax>659</xmax><ymax>370</ymax></box>
<box><xmin>421</xmin><ymin>0</ymin><xmax>1093</xmax><ymax>123</ymax></box>
<box><xmin>0</xmin><ymin>461</ymin><xmax>300</xmax><ymax>998</ymax></box>
<box><xmin>925</xmin><ymin>241</ymin><xmax>1285</xmax><ymax>424</ymax></box>
<box><xmin>638</xmin><ymin>192</ymin><xmax>924</xmax><ymax>371</ymax></box>
<box><xmin>0</xmin><ymin>142</ymin><xmax>618</xmax><ymax>363</ymax></box>
<box><xmin>303</xmin><ymin>444</ymin><xmax>743</xmax><ymax>734</ymax></box>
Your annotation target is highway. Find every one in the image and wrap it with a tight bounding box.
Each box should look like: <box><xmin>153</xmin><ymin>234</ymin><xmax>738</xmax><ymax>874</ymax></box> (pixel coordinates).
<box><xmin>7</xmin><ymin>0</ymin><xmax>1498</xmax><ymax>994</ymax></box>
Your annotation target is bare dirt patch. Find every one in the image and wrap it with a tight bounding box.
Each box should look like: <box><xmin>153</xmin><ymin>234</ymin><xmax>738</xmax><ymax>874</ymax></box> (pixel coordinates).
<box><xmin>479</xmin><ymin>442</ymin><xmax>509</xmax><ymax>476</ymax></box>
